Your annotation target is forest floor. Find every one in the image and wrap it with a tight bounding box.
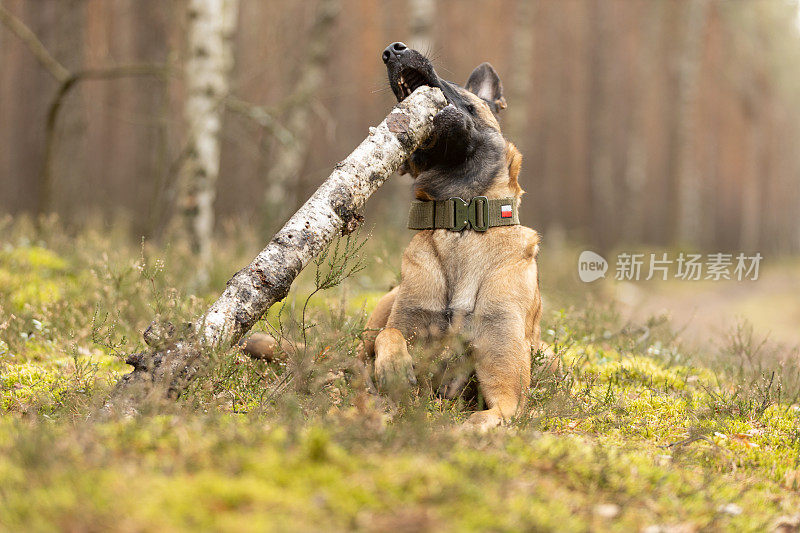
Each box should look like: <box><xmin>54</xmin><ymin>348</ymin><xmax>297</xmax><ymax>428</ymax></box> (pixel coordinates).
<box><xmin>1</xmin><ymin>216</ymin><xmax>799</xmax><ymax>532</ymax></box>
<box><xmin>614</xmin><ymin>263</ymin><xmax>800</xmax><ymax>349</ymax></box>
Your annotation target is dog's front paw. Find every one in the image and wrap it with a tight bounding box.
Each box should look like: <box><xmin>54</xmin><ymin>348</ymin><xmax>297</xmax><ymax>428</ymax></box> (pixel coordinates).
<box><xmin>375</xmin><ymin>350</ymin><xmax>417</xmax><ymax>393</ymax></box>
<box><xmin>373</xmin><ymin>328</ymin><xmax>417</xmax><ymax>398</ymax></box>
<box><xmin>464</xmin><ymin>409</ymin><xmax>504</xmax><ymax>432</ymax></box>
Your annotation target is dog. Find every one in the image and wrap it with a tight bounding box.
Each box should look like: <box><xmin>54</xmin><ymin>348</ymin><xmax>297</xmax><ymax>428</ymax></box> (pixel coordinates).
<box><xmin>359</xmin><ymin>42</ymin><xmax>543</xmax><ymax>430</ymax></box>
<box><xmin>243</xmin><ymin>43</ymin><xmax>543</xmax><ymax>430</ymax></box>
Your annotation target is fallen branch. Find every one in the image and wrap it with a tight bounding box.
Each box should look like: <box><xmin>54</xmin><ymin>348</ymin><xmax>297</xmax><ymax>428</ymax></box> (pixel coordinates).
<box><xmin>110</xmin><ymin>86</ymin><xmax>447</xmax><ymax>405</ymax></box>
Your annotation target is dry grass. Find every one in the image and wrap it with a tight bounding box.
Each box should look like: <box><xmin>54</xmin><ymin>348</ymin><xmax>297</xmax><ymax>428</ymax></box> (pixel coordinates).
<box><xmin>1</xmin><ymin>216</ymin><xmax>799</xmax><ymax>532</ymax></box>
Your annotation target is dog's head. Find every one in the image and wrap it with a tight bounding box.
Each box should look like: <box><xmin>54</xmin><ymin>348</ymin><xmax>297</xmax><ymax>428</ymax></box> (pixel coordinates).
<box><xmin>383</xmin><ymin>42</ymin><xmax>522</xmax><ymax>201</ymax></box>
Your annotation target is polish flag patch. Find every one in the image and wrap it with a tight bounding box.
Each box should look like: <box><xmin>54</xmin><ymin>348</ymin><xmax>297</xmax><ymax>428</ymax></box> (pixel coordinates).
<box><xmin>500</xmin><ymin>204</ymin><xmax>513</xmax><ymax>218</ymax></box>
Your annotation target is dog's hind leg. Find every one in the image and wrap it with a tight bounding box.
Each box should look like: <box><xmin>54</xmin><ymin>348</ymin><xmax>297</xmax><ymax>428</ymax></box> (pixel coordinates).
<box><xmin>465</xmin><ymin>240</ymin><xmax>541</xmax><ymax>430</ymax></box>
<box><xmin>467</xmin><ymin>323</ymin><xmax>531</xmax><ymax>430</ymax></box>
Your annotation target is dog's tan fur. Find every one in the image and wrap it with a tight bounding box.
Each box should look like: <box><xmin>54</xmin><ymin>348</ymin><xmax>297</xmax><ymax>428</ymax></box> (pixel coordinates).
<box><xmin>364</xmin><ymin>97</ymin><xmax>542</xmax><ymax>428</ymax></box>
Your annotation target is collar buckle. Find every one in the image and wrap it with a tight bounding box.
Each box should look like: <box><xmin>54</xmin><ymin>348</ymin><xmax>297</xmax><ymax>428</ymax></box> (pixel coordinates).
<box><xmin>471</xmin><ymin>196</ymin><xmax>489</xmax><ymax>231</ymax></box>
<box><xmin>450</xmin><ymin>197</ymin><xmax>470</xmax><ymax>231</ymax></box>
<box><xmin>450</xmin><ymin>196</ymin><xmax>489</xmax><ymax>232</ymax></box>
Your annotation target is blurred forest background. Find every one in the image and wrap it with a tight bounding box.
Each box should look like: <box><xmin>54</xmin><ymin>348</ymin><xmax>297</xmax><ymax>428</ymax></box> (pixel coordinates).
<box><xmin>2</xmin><ymin>0</ymin><xmax>800</xmax><ymax>255</ymax></box>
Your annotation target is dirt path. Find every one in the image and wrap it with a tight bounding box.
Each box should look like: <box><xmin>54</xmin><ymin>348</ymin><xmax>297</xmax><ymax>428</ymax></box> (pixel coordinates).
<box><xmin>612</xmin><ymin>259</ymin><xmax>800</xmax><ymax>350</ymax></box>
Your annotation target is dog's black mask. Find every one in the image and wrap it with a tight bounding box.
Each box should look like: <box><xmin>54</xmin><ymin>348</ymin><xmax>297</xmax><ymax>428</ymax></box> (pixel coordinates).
<box><xmin>383</xmin><ymin>42</ymin><xmax>509</xmax><ymax>200</ymax></box>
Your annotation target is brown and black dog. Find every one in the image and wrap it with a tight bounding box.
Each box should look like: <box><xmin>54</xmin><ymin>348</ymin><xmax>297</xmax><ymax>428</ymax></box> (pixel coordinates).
<box><xmin>244</xmin><ymin>43</ymin><xmax>543</xmax><ymax>430</ymax></box>
<box><xmin>361</xmin><ymin>42</ymin><xmax>542</xmax><ymax>429</ymax></box>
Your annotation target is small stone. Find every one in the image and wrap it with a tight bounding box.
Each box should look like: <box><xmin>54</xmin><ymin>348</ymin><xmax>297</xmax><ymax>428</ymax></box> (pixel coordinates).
<box><xmin>369</xmin><ymin>126</ymin><xmax>377</xmax><ymax>135</ymax></box>
<box><xmin>771</xmin><ymin>515</ymin><xmax>800</xmax><ymax>533</ymax></box>
<box><xmin>655</xmin><ymin>454</ymin><xmax>672</xmax><ymax>466</ymax></box>
<box><xmin>718</xmin><ymin>503</ymin><xmax>743</xmax><ymax>516</ymax></box>
<box><xmin>643</xmin><ymin>524</ymin><xmax>697</xmax><ymax>533</ymax></box>
<box><xmin>594</xmin><ymin>503</ymin><xmax>620</xmax><ymax>519</ymax></box>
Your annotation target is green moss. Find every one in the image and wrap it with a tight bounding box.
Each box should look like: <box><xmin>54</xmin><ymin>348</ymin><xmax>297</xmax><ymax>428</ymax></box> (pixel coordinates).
<box><xmin>3</xmin><ymin>246</ymin><xmax>68</xmax><ymax>271</ymax></box>
<box><xmin>1</xmin><ymin>353</ymin><xmax>123</xmax><ymax>412</ymax></box>
<box><xmin>0</xmin><ymin>246</ymin><xmax>73</xmax><ymax>311</ymax></box>
<box><xmin>0</xmin><ymin>227</ymin><xmax>799</xmax><ymax>531</ymax></box>
<box><xmin>2</xmin><ymin>414</ymin><xmax>797</xmax><ymax>532</ymax></box>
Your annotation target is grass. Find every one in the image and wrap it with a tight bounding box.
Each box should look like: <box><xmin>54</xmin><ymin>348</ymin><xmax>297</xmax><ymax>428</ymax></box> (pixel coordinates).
<box><xmin>1</xmin><ymin>215</ymin><xmax>799</xmax><ymax>532</ymax></box>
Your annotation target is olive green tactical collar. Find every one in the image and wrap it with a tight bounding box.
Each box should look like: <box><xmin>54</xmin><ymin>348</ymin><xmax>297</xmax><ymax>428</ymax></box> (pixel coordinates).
<box><xmin>407</xmin><ymin>196</ymin><xmax>520</xmax><ymax>232</ymax></box>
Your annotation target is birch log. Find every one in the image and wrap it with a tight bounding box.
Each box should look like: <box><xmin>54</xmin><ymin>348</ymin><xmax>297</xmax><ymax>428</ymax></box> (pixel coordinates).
<box><xmin>112</xmin><ymin>86</ymin><xmax>447</xmax><ymax>403</ymax></box>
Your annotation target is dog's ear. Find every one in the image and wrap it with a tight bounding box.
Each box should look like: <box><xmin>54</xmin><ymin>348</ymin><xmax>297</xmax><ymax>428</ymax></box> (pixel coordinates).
<box><xmin>506</xmin><ymin>142</ymin><xmax>524</xmax><ymax>198</ymax></box>
<box><xmin>465</xmin><ymin>62</ymin><xmax>507</xmax><ymax>112</ymax></box>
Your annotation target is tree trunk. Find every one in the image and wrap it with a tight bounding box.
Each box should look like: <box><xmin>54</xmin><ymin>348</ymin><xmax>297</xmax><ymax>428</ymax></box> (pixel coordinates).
<box><xmin>408</xmin><ymin>0</ymin><xmax>435</xmax><ymax>55</ymax></box>
<box><xmin>623</xmin><ymin>0</ymin><xmax>661</xmax><ymax>243</ymax></box>
<box><xmin>673</xmin><ymin>0</ymin><xmax>709</xmax><ymax>245</ymax></box>
<box><xmin>506</xmin><ymin>0</ymin><xmax>536</xmax><ymax>144</ymax></box>
<box><xmin>740</xmin><ymin>90</ymin><xmax>763</xmax><ymax>250</ymax></box>
<box><xmin>40</xmin><ymin>0</ymin><xmax>86</xmax><ymax>217</ymax></box>
<box><xmin>262</xmin><ymin>0</ymin><xmax>339</xmax><ymax>225</ymax></box>
<box><xmin>179</xmin><ymin>0</ymin><xmax>239</xmax><ymax>281</ymax></box>
<box><xmin>586</xmin><ymin>0</ymin><xmax>615</xmax><ymax>252</ymax></box>
<box><xmin>109</xmin><ymin>86</ymin><xmax>447</xmax><ymax>406</ymax></box>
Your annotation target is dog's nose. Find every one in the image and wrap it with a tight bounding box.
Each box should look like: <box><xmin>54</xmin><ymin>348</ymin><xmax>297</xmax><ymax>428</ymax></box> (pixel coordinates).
<box><xmin>382</xmin><ymin>42</ymin><xmax>408</xmax><ymax>63</ymax></box>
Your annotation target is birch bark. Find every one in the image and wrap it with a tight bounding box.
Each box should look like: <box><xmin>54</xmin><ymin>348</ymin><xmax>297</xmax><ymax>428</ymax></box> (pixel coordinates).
<box><xmin>111</xmin><ymin>86</ymin><xmax>447</xmax><ymax>403</ymax></box>
<box><xmin>180</xmin><ymin>0</ymin><xmax>239</xmax><ymax>281</ymax></box>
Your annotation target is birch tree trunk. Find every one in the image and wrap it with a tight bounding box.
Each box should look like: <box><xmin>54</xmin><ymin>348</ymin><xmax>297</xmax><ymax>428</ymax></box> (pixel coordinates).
<box><xmin>179</xmin><ymin>0</ymin><xmax>239</xmax><ymax>281</ymax></box>
<box><xmin>110</xmin><ymin>86</ymin><xmax>447</xmax><ymax>405</ymax></box>
<box><xmin>263</xmin><ymin>0</ymin><xmax>339</xmax><ymax>224</ymax></box>
<box><xmin>408</xmin><ymin>0</ymin><xmax>435</xmax><ymax>54</ymax></box>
